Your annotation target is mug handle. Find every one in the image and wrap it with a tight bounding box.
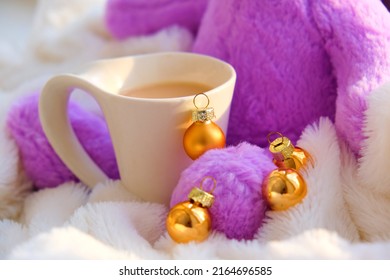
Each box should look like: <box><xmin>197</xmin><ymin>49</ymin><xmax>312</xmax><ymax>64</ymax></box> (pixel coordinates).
<box><xmin>39</xmin><ymin>74</ymin><xmax>109</xmax><ymax>188</ymax></box>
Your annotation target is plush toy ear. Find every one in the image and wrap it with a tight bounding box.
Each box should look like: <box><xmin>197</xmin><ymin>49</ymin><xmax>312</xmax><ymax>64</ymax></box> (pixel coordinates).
<box><xmin>105</xmin><ymin>0</ymin><xmax>208</xmax><ymax>39</ymax></box>
<box><xmin>311</xmin><ymin>0</ymin><xmax>390</xmax><ymax>155</ymax></box>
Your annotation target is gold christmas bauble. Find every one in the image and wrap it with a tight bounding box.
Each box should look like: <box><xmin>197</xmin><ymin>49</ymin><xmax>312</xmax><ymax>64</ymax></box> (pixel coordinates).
<box><xmin>268</xmin><ymin>134</ymin><xmax>311</xmax><ymax>171</ymax></box>
<box><xmin>166</xmin><ymin>201</ymin><xmax>211</xmax><ymax>243</ymax></box>
<box><xmin>273</xmin><ymin>146</ymin><xmax>311</xmax><ymax>171</ymax></box>
<box><xmin>262</xmin><ymin>169</ymin><xmax>307</xmax><ymax>211</ymax></box>
<box><xmin>183</xmin><ymin>120</ymin><xmax>225</xmax><ymax>160</ymax></box>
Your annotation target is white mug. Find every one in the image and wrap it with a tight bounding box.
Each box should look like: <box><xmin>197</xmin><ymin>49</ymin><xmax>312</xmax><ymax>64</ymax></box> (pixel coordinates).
<box><xmin>39</xmin><ymin>52</ymin><xmax>236</xmax><ymax>205</ymax></box>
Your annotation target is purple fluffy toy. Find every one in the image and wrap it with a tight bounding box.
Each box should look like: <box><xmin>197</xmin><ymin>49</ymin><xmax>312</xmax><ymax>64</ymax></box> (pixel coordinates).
<box><xmin>7</xmin><ymin>94</ymin><xmax>119</xmax><ymax>189</ymax></box>
<box><xmin>7</xmin><ymin>0</ymin><xmax>390</xmax><ymax>240</ymax></box>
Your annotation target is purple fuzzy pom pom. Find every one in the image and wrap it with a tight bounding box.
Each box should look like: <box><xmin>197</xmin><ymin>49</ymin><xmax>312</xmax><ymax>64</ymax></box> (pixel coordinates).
<box><xmin>6</xmin><ymin>93</ymin><xmax>119</xmax><ymax>189</ymax></box>
<box><xmin>170</xmin><ymin>143</ymin><xmax>274</xmax><ymax>240</ymax></box>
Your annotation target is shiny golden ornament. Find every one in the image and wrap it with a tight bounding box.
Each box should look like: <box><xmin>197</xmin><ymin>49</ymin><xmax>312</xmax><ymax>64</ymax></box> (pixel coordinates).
<box><xmin>262</xmin><ymin>169</ymin><xmax>307</xmax><ymax>211</ymax></box>
<box><xmin>183</xmin><ymin>121</ymin><xmax>225</xmax><ymax>160</ymax></box>
<box><xmin>166</xmin><ymin>177</ymin><xmax>216</xmax><ymax>243</ymax></box>
<box><xmin>267</xmin><ymin>132</ymin><xmax>311</xmax><ymax>170</ymax></box>
<box><xmin>183</xmin><ymin>93</ymin><xmax>226</xmax><ymax>160</ymax></box>
<box><xmin>166</xmin><ymin>201</ymin><xmax>211</xmax><ymax>243</ymax></box>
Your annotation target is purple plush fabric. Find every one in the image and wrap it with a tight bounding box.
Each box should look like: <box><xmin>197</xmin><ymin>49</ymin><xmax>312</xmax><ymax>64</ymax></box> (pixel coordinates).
<box><xmin>105</xmin><ymin>0</ymin><xmax>390</xmax><ymax>154</ymax></box>
<box><xmin>7</xmin><ymin>94</ymin><xmax>119</xmax><ymax>189</ymax></box>
<box><xmin>105</xmin><ymin>0</ymin><xmax>208</xmax><ymax>39</ymax></box>
<box><xmin>170</xmin><ymin>143</ymin><xmax>274</xmax><ymax>240</ymax></box>
<box><xmin>309</xmin><ymin>0</ymin><xmax>390</xmax><ymax>153</ymax></box>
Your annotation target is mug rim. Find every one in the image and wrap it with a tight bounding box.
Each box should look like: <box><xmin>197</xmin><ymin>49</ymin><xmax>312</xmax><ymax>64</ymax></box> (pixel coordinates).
<box><xmin>98</xmin><ymin>51</ymin><xmax>236</xmax><ymax>103</ymax></box>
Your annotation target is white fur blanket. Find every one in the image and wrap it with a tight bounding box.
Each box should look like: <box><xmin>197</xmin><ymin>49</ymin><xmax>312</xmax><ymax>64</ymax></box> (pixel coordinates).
<box><xmin>1</xmin><ymin>0</ymin><xmax>390</xmax><ymax>259</ymax></box>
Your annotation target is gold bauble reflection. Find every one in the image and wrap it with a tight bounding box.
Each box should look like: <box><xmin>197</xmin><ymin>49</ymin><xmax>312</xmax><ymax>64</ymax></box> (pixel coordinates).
<box><xmin>273</xmin><ymin>147</ymin><xmax>311</xmax><ymax>171</ymax></box>
<box><xmin>183</xmin><ymin>121</ymin><xmax>225</xmax><ymax>160</ymax></box>
<box><xmin>262</xmin><ymin>169</ymin><xmax>307</xmax><ymax>211</ymax></box>
<box><xmin>166</xmin><ymin>201</ymin><xmax>211</xmax><ymax>243</ymax></box>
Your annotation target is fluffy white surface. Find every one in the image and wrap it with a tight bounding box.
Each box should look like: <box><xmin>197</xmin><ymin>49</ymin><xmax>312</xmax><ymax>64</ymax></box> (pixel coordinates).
<box><xmin>1</xmin><ymin>0</ymin><xmax>390</xmax><ymax>259</ymax></box>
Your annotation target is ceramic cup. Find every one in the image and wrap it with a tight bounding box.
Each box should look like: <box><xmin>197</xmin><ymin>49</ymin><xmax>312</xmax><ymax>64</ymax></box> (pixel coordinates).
<box><xmin>39</xmin><ymin>52</ymin><xmax>236</xmax><ymax>205</ymax></box>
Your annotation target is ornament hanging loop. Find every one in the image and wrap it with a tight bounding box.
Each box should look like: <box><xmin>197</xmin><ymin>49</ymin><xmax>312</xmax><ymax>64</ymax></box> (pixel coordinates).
<box><xmin>267</xmin><ymin>131</ymin><xmax>285</xmax><ymax>146</ymax></box>
<box><xmin>191</xmin><ymin>93</ymin><xmax>215</xmax><ymax>122</ymax></box>
<box><xmin>267</xmin><ymin>131</ymin><xmax>294</xmax><ymax>162</ymax></box>
<box><xmin>200</xmin><ymin>176</ymin><xmax>217</xmax><ymax>194</ymax></box>
<box><xmin>193</xmin><ymin>93</ymin><xmax>210</xmax><ymax>109</ymax></box>
<box><xmin>188</xmin><ymin>176</ymin><xmax>217</xmax><ymax>208</ymax></box>
<box><xmin>267</xmin><ymin>131</ymin><xmax>312</xmax><ymax>171</ymax></box>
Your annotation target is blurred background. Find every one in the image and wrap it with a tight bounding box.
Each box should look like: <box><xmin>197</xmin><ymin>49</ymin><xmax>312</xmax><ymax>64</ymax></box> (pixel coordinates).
<box><xmin>0</xmin><ymin>1</ymin><xmax>36</xmax><ymax>46</ymax></box>
<box><xmin>1</xmin><ymin>0</ymin><xmax>389</xmax><ymax>48</ymax></box>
